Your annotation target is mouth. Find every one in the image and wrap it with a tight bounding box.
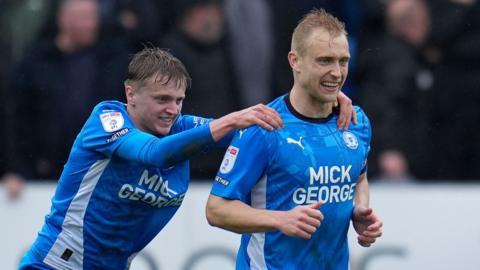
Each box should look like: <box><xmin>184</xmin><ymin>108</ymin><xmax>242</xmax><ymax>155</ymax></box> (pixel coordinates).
<box><xmin>157</xmin><ymin>116</ymin><xmax>176</xmax><ymax>126</ymax></box>
<box><xmin>320</xmin><ymin>81</ymin><xmax>341</xmax><ymax>93</ymax></box>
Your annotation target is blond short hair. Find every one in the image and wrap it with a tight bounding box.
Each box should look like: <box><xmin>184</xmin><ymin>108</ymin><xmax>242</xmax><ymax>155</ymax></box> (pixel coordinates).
<box><xmin>124</xmin><ymin>47</ymin><xmax>191</xmax><ymax>90</ymax></box>
<box><xmin>291</xmin><ymin>9</ymin><xmax>347</xmax><ymax>56</ymax></box>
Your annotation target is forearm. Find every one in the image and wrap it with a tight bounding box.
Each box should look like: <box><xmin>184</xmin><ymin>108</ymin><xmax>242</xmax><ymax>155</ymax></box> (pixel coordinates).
<box><xmin>206</xmin><ymin>195</ymin><xmax>282</xmax><ymax>234</ymax></box>
<box><xmin>209</xmin><ymin>103</ymin><xmax>283</xmax><ymax>142</ymax></box>
<box><xmin>209</xmin><ymin>112</ymin><xmax>237</xmax><ymax>142</ymax></box>
<box><xmin>354</xmin><ymin>173</ymin><xmax>370</xmax><ymax>208</ymax></box>
<box><xmin>351</xmin><ymin>173</ymin><xmax>382</xmax><ymax>246</ymax></box>
<box><xmin>116</xmin><ymin>125</ymin><xmax>214</xmax><ymax>168</ymax></box>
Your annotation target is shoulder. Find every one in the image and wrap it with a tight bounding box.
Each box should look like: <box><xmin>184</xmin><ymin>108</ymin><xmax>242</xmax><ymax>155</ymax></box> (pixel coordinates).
<box><xmin>87</xmin><ymin>100</ymin><xmax>130</xmax><ymax>132</ymax></box>
<box><xmin>267</xmin><ymin>95</ymin><xmax>288</xmax><ymax>111</ymax></box>
<box><xmin>266</xmin><ymin>94</ymin><xmax>295</xmax><ymax>123</ymax></box>
<box><xmin>350</xmin><ymin>105</ymin><xmax>372</xmax><ymax>142</ymax></box>
<box><xmin>236</xmin><ymin>125</ymin><xmax>270</xmax><ymax>142</ymax></box>
<box><xmin>93</xmin><ymin>100</ymin><xmax>127</xmax><ymax>113</ymax></box>
<box><xmin>353</xmin><ymin>105</ymin><xmax>370</xmax><ymax>127</ymax></box>
<box><xmin>241</xmin><ymin>95</ymin><xmax>287</xmax><ymax>139</ymax></box>
<box><xmin>231</xmin><ymin>125</ymin><xmax>279</xmax><ymax>156</ymax></box>
<box><xmin>91</xmin><ymin>100</ymin><xmax>129</xmax><ymax>120</ymax></box>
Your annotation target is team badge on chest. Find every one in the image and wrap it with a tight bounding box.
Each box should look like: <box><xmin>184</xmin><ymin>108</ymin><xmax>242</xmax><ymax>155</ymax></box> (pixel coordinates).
<box><xmin>342</xmin><ymin>131</ymin><xmax>358</xmax><ymax>149</ymax></box>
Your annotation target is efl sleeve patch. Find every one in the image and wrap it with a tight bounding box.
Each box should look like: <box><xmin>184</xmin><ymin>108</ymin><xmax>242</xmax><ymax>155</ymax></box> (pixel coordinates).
<box><xmin>100</xmin><ymin>111</ymin><xmax>124</xmax><ymax>132</ymax></box>
<box><xmin>219</xmin><ymin>146</ymin><xmax>239</xmax><ymax>174</ymax></box>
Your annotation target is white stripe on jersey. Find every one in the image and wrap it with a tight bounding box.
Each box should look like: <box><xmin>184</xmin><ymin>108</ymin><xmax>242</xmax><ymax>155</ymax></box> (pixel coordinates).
<box><xmin>126</xmin><ymin>252</ymin><xmax>138</xmax><ymax>270</ymax></box>
<box><xmin>44</xmin><ymin>159</ymin><xmax>110</xmax><ymax>269</ymax></box>
<box><xmin>247</xmin><ymin>174</ymin><xmax>268</xmax><ymax>270</ymax></box>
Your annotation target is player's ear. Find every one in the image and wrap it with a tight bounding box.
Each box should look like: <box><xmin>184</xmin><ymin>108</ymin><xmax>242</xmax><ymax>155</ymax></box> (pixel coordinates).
<box><xmin>288</xmin><ymin>51</ymin><xmax>300</xmax><ymax>73</ymax></box>
<box><xmin>125</xmin><ymin>84</ymin><xmax>136</xmax><ymax>106</ymax></box>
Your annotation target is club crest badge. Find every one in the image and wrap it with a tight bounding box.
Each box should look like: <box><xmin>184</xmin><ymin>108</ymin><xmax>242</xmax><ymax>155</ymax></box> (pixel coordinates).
<box><xmin>220</xmin><ymin>146</ymin><xmax>239</xmax><ymax>174</ymax></box>
<box><xmin>342</xmin><ymin>131</ymin><xmax>358</xmax><ymax>149</ymax></box>
<box><xmin>100</xmin><ymin>111</ymin><xmax>124</xmax><ymax>132</ymax></box>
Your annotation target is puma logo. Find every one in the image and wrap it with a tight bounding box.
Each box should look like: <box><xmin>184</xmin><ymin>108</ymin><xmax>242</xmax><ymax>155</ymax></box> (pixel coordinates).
<box><xmin>239</xmin><ymin>129</ymin><xmax>245</xmax><ymax>139</ymax></box>
<box><xmin>286</xmin><ymin>136</ymin><xmax>305</xmax><ymax>150</ymax></box>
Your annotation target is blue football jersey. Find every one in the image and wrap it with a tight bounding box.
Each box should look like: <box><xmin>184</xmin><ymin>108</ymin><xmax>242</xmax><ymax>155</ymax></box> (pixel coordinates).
<box><xmin>211</xmin><ymin>94</ymin><xmax>371</xmax><ymax>270</ymax></box>
<box><xmin>22</xmin><ymin>101</ymin><xmax>213</xmax><ymax>269</ymax></box>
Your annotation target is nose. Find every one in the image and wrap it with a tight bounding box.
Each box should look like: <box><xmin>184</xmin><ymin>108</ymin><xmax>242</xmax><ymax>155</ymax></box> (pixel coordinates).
<box><xmin>165</xmin><ymin>101</ymin><xmax>180</xmax><ymax>115</ymax></box>
<box><xmin>330</xmin><ymin>62</ymin><xmax>342</xmax><ymax>78</ymax></box>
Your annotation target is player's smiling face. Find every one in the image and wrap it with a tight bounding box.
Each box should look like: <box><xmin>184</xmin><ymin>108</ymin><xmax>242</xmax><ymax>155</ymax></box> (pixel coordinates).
<box><xmin>295</xmin><ymin>28</ymin><xmax>350</xmax><ymax>103</ymax></box>
<box><xmin>127</xmin><ymin>75</ymin><xmax>186</xmax><ymax>136</ymax></box>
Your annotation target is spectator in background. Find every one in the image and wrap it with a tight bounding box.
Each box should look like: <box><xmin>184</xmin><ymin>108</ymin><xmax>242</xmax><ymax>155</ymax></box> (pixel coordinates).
<box><xmin>1</xmin><ymin>173</ymin><xmax>25</xmax><ymax>201</ymax></box>
<box><xmin>0</xmin><ymin>0</ymin><xmax>56</xmax><ymax>179</ymax></box>
<box><xmin>358</xmin><ymin>0</ymin><xmax>480</xmax><ymax>180</ymax></box>
<box><xmin>11</xmin><ymin>0</ymin><xmax>130</xmax><ymax>180</ymax></box>
<box><xmin>161</xmin><ymin>0</ymin><xmax>238</xmax><ymax>178</ymax></box>
<box><xmin>375</xmin><ymin>149</ymin><xmax>415</xmax><ymax>184</ymax></box>
<box><xmin>426</xmin><ymin>0</ymin><xmax>480</xmax><ymax>180</ymax></box>
<box><xmin>356</xmin><ymin>0</ymin><xmax>432</xmax><ymax>179</ymax></box>
<box><xmin>99</xmin><ymin>0</ymin><xmax>174</xmax><ymax>52</ymax></box>
<box><xmin>162</xmin><ymin>0</ymin><xmax>236</xmax><ymax>117</ymax></box>
<box><xmin>0</xmin><ymin>0</ymin><xmax>56</xmax><ymax>63</ymax></box>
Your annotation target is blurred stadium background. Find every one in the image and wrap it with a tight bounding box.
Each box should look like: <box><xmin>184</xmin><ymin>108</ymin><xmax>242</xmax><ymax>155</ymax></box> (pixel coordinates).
<box><xmin>1</xmin><ymin>0</ymin><xmax>479</xmax><ymax>269</ymax></box>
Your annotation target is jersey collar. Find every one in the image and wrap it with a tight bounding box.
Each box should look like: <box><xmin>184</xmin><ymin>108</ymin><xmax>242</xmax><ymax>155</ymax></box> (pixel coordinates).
<box><xmin>284</xmin><ymin>93</ymin><xmax>338</xmax><ymax>124</ymax></box>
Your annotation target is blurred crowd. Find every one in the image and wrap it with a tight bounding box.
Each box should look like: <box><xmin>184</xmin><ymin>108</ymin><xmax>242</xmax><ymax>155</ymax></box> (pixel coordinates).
<box><xmin>0</xmin><ymin>0</ymin><xmax>479</xmax><ymax>191</ymax></box>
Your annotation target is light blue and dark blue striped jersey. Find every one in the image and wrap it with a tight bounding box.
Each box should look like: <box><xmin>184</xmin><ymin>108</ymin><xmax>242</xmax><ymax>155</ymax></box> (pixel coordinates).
<box><xmin>211</xmin><ymin>94</ymin><xmax>371</xmax><ymax>270</ymax></box>
<box><xmin>20</xmin><ymin>100</ymin><xmax>220</xmax><ymax>270</ymax></box>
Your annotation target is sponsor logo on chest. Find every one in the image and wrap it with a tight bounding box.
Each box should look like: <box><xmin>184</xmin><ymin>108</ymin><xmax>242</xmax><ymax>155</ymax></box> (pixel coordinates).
<box><xmin>292</xmin><ymin>165</ymin><xmax>357</xmax><ymax>205</ymax></box>
<box><xmin>118</xmin><ymin>169</ymin><xmax>185</xmax><ymax>208</ymax></box>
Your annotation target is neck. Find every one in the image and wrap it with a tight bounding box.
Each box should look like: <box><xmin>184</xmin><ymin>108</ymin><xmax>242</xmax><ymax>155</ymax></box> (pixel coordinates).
<box><xmin>289</xmin><ymin>86</ymin><xmax>333</xmax><ymax>118</ymax></box>
<box><xmin>126</xmin><ymin>104</ymin><xmax>143</xmax><ymax>132</ymax></box>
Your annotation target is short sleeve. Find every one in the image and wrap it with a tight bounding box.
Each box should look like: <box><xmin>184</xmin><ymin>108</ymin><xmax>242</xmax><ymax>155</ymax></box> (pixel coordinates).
<box><xmin>81</xmin><ymin>101</ymin><xmax>140</xmax><ymax>157</ymax></box>
<box><xmin>355</xmin><ymin>106</ymin><xmax>372</xmax><ymax>174</ymax></box>
<box><xmin>211</xmin><ymin>126</ymin><xmax>273</xmax><ymax>202</ymax></box>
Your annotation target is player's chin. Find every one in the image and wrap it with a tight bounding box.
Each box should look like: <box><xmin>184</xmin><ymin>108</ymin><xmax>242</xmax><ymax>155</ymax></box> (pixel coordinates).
<box><xmin>317</xmin><ymin>88</ymin><xmax>339</xmax><ymax>99</ymax></box>
<box><xmin>155</xmin><ymin>125</ymin><xmax>173</xmax><ymax>136</ymax></box>
<box><xmin>316</xmin><ymin>93</ymin><xmax>338</xmax><ymax>104</ymax></box>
